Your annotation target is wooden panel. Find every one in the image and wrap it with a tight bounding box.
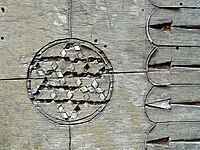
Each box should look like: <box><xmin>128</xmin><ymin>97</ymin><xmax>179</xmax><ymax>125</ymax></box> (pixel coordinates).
<box><xmin>145</xmin><ymin>86</ymin><xmax>200</xmax><ymax>123</ymax></box>
<box><xmin>149</xmin><ymin>0</ymin><xmax>200</xmax><ymax>8</ymax></box>
<box><xmin>71</xmin><ymin>74</ymin><xmax>150</xmax><ymax>150</ymax></box>
<box><xmin>1</xmin><ymin>0</ymin><xmax>200</xmax><ymax>149</ymax></box>
<box><xmin>0</xmin><ymin>74</ymin><xmax>150</xmax><ymax>149</ymax></box>
<box><xmin>147</xmin><ymin>47</ymin><xmax>200</xmax><ymax>86</ymax></box>
<box><xmin>0</xmin><ymin>0</ymin><xmax>152</xmax><ymax>149</ymax></box>
<box><xmin>72</xmin><ymin>0</ymin><xmax>147</xmax><ymax>72</ymax></box>
<box><xmin>0</xmin><ymin>0</ymin><xmax>147</xmax><ymax>79</ymax></box>
<box><xmin>146</xmin><ymin>123</ymin><xmax>200</xmax><ymax>150</ymax></box>
<box><xmin>0</xmin><ymin>0</ymin><xmax>69</xmax><ymax>79</ymax></box>
<box><xmin>0</xmin><ymin>80</ymin><xmax>70</xmax><ymax>149</ymax></box>
<box><xmin>147</xmin><ymin>8</ymin><xmax>200</xmax><ymax>47</ymax></box>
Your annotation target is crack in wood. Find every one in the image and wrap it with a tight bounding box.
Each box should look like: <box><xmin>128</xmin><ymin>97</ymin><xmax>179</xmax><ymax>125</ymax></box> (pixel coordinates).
<box><xmin>68</xmin><ymin>0</ymin><xmax>73</xmax><ymax>38</ymax></box>
<box><xmin>147</xmin><ymin>137</ymin><xmax>200</xmax><ymax>146</ymax></box>
<box><xmin>150</xmin><ymin>21</ymin><xmax>200</xmax><ymax>31</ymax></box>
<box><xmin>35</xmin><ymin>99</ymin><xmax>109</xmax><ymax>105</ymax></box>
<box><xmin>37</xmin><ymin>56</ymin><xmax>103</xmax><ymax>63</ymax></box>
<box><xmin>149</xmin><ymin>61</ymin><xmax>200</xmax><ymax>70</ymax></box>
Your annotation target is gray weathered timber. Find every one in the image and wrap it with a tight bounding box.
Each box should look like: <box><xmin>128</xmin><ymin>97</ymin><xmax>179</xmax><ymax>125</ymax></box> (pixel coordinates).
<box><xmin>147</xmin><ymin>8</ymin><xmax>200</xmax><ymax>47</ymax></box>
<box><xmin>149</xmin><ymin>0</ymin><xmax>200</xmax><ymax>8</ymax></box>
<box><xmin>146</xmin><ymin>123</ymin><xmax>200</xmax><ymax>150</ymax></box>
<box><xmin>0</xmin><ymin>0</ymin><xmax>200</xmax><ymax>149</ymax></box>
<box><xmin>0</xmin><ymin>0</ymin><xmax>148</xmax><ymax>79</ymax></box>
<box><xmin>0</xmin><ymin>0</ymin><xmax>69</xmax><ymax>79</ymax></box>
<box><xmin>0</xmin><ymin>80</ymin><xmax>70</xmax><ymax>149</ymax></box>
<box><xmin>0</xmin><ymin>74</ymin><xmax>151</xmax><ymax>149</ymax></box>
<box><xmin>145</xmin><ymin>86</ymin><xmax>200</xmax><ymax>123</ymax></box>
<box><xmin>147</xmin><ymin>47</ymin><xmax>200</xmax><ymax>85</ymax></box>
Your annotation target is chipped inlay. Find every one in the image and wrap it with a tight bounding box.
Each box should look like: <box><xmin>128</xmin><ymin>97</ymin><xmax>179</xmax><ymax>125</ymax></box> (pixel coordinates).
<box><xmin>27</xmin><ymin>38</ymin><xmax>114</xmax><ymax>125</ymax></box>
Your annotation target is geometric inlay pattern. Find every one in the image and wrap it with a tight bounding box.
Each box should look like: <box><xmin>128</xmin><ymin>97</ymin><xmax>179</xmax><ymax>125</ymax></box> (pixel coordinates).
<box><xmin>27</xmin><ymin>38</ymin><xmax>114</xmax><ymax>125</ymax></box>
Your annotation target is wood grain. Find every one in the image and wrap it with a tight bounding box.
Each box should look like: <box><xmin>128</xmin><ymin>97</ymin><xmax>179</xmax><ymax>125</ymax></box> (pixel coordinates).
<box><xmin>0</xmin><ymin>74</ymin><xmax>151</xmax><ymax>149</ymax></box>
<box><xmin>145</xmin><ymin>86</ymin><xmax>200</xmax><ymax>123</ymax></box>
<box><xmin>147</xmin><ymin>47</ymin><xmax>200</xmax><ymax>85</ymax></box>
<box><xmin>147</xmin><ymin>8</ymin><xmax>200</xmax><ymax>47</ymax></box>
<box><xmin>149</xmin><ymin>0</ymin><xmax>200</xmax><ymax>8</ymax></box>
<box><xmin>0</xmin><ymin>0</ymin><xmax>200</xmax><ymax>149</ymax></box>
<box><xmin>146</xmin><ymin>123</ymin><xmax>200</xmax><ymax>150</ymax></box>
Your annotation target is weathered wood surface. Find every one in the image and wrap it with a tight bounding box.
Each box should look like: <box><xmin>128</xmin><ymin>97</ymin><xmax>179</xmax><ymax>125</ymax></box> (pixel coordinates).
<box><xmin>0</xmin><ymin>0</ymin><xmax>148</xmax><ymax>79</ymax></box>
<box><xmin>0</xmin><ymin>0</ymin><xmax>70</xmax><ymax>79</ymax></box>
<box><xmin>147</xmin><ymin>47</ymin><xmax>200</xmax><ymax>85</ymax></box>
<box><xmin>0</xmin><ymin>0</ymin><xmax>152</xmax><ymax>149</ymax></box>
<box><xmin>147</xmin><ymin>8</ymin><xmax>200</xmax><ymax>47</ymax></box>
<box><xmin>0</xmin><ymin>75</ymin><xmax>151</xmax><ymax>149</ymax></box>
<box><xmin>145</xmin><ymin>86</ymin><xmax>200</xmax><ymax>123</ymax></box>
<box><xmin>0</xmin><ymin>0</ymin><xmax>200</xmax><ymax>149</ymax></box>
<box><xmin>149</xmin><ymin>0</ymin><xmax>200</xmax><ymax>8</ymax></box>
<box><xmin>146</xmin><ymin>123</ymin><xmax>200</xmax><ymax>150</ymax></box>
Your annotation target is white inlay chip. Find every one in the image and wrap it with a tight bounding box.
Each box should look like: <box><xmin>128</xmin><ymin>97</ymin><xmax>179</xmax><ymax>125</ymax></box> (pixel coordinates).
<box><xmin>91</xmin><ymin>79</ymin><xmax>99</xmax><ymax>89</ymax></box>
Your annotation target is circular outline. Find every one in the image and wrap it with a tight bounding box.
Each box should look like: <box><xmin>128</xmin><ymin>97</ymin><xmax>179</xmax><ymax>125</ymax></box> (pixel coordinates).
<box><xmin>27</xmin><ymin>38</ymin><xmax>114</xmax><ymax>125</ymax></box>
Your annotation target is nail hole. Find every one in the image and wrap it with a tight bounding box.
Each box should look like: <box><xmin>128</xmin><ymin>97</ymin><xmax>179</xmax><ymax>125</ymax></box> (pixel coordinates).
<box><xmin>180</xmin><ymin>3</ymin><xmax>183</xmax><ymax>6</ymax></box>
<box><xmin>1</xmin><ymin>7</ymin><xmax>5</xmax><ymax>12</ymax></box>
<box><xmin>94</xmin><ymin>39</ymin><xmax>98</xmax><ymax>43</ymax></box>
<box><xmin>176</xmin><ymin>46</ymin><xmax>179</xmax><ymax>50</ymax></box>
<box><xmin>104</xmin><ymin>45</ymin><xmax>107</xmax><ymax>48</ymax></box>
<box><xmin>142</xmin><ymin>9</ymin><xmax>145</xmax><ymax>12</ymax></box>
<box><xmin>1</xmin><ymin>37</ymin><xmax>4</xmax><ymax>40</ymax></box>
